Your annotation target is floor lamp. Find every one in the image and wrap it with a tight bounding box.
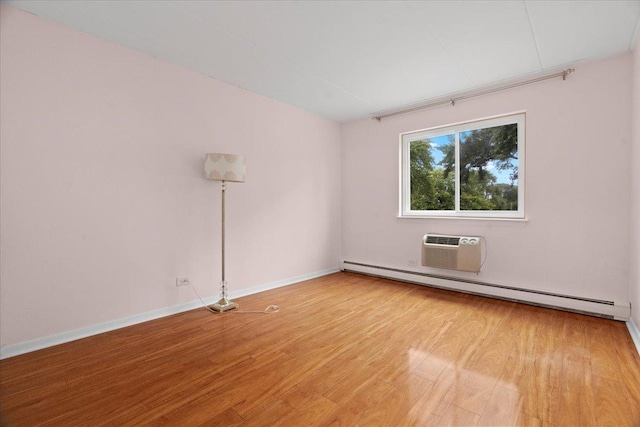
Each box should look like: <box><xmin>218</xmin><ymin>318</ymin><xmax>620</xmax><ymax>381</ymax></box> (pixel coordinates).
<box><xmin>204</xmin><ymin>153</ymin><xmax>246</xmax><ymax>312</ymax></box>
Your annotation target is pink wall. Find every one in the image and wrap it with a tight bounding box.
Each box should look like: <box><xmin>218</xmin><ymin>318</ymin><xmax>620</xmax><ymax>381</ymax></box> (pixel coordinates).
<box><xmin>342</xmin><ymin>54</ymin><xmax>633</xmax><ymax>305</ymax></box>
<box><xmin>0</xmin><ymin>6</ymin><xmax>341</xmax><ymax>347</ymax></box>
<box><xmin>631</xmin><ymin>44</ymin><xmax>640</xmax><ymax>327</ymax></box>
<box><xmin>1</xmin><ymin>4</ymin><xmax>637</xmax><ymax>351</ymax></box>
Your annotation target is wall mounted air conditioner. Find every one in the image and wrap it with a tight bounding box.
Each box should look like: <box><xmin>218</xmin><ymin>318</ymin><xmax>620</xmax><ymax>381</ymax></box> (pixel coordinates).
<box><xmin>422</xmin><ymin>234</ymin><xmax>482</xmax><ymax>273</ymax></box>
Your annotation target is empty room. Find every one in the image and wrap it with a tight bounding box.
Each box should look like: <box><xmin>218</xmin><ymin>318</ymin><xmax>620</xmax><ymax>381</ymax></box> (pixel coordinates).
<box><xmin>1</xmin><ymin>0</ymin><xmax>640</xmax><ymax>425</ymax></box>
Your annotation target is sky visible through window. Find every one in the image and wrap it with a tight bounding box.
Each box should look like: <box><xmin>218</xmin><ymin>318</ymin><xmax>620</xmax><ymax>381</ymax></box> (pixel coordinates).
<box><xmin>428</xmin><ymin>134</ymin><xmax>516</xmax><ymax>185</ymax></box>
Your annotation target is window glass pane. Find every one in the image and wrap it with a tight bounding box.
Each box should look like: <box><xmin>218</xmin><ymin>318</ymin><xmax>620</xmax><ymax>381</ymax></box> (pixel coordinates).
<box><xmin>459</xmin><ymin>124</ymin><xmax>518</xmax><ymax>211</ymax></box>
<box><xmin>410</xmin><ymin>135</ymin><xmax>455</xmax><ymax>210</ymax></box>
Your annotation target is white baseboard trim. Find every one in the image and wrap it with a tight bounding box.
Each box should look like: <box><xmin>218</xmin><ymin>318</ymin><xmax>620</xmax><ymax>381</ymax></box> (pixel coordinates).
<box><xmin>229</xmin><ymin>268</ymin><xmax>340</xmax><ymax>300</ymax></box>
<box><xmin>627</xmin><ymin>319</ymin><xmax>640</xmax><ymax>356</ymax></box>
<box><xmin>342</xmin><ymin>261</ymin><xmax>631</xmax><ymax>321</ymax></box>
<box><xmin>0</xmin><ymin>267</ymin><xmax>339</xmax><ymax>360</ymax></box>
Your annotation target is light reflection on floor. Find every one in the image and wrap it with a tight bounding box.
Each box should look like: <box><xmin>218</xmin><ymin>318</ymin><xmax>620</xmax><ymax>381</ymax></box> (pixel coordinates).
<box><xmin>404</xmin><ymin>347</ymin><xmax>523</xmax><ymax>425</ymax></box>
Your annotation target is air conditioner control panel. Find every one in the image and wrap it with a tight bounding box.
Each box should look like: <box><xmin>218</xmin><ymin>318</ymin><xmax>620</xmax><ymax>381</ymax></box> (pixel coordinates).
<box><xmin>460</xmin><ymin>237</ymin><xmax>479</xmax><ymax>245</ymax></box>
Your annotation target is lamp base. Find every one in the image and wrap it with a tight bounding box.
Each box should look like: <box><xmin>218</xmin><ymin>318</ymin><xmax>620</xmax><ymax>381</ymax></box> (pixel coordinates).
<box><xmin>208</xmin><ymin>297</ymin><xmax>238</xmax><ymax>313</ymax></box>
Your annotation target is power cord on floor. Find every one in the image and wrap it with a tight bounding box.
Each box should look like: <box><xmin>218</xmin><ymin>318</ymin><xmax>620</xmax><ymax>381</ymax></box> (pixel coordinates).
<box><xmin>187</xmin><ymin>283</ymin><xmax>279</xmax><ymax>314</ymax></box>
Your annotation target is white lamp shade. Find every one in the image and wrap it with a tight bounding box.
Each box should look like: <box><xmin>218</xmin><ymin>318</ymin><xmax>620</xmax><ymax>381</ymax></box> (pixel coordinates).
<box><xmin>204</xmin><ymin>153</ymin><xmax>246</xmax><ymax>182</ymax></box>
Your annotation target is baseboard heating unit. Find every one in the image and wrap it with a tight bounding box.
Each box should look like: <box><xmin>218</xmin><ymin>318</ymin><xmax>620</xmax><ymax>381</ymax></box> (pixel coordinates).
<box><xmin>341</xmin><ymin>261</ymin><xmax>630</xmax><ymax>321</ymax></box>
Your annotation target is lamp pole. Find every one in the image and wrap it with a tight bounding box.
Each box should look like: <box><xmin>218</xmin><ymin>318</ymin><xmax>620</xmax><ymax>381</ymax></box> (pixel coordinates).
<box><xmin>208</xmin><ymin>179</ymin><xmax>238</xmax><ymax>312</ymax></box>
<box><xmin>221</xmin><ymin>180</ymin><xmax>225</xmax><ymax>287</ymax></box>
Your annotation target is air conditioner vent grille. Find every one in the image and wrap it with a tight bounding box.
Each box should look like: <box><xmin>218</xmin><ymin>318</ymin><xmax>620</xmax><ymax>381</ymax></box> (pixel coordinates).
<box><xmin>425</xmin><ymin>235</ymin><xmax>460</xmax><ymax>246</ymax></box>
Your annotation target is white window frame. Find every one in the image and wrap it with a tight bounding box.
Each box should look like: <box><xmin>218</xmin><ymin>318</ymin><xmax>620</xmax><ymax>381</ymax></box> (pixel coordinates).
<box><xmin>400</xmin><ymin>112</ymin><xmax>525</xmax><ymax>219</ymax></box>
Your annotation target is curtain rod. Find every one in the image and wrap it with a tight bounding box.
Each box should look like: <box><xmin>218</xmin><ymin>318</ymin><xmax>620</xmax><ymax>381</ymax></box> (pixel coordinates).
<box><xmin>372</xmin><ymin>68</ymin><xmax>575</xmax><ymax>122</ymax></box>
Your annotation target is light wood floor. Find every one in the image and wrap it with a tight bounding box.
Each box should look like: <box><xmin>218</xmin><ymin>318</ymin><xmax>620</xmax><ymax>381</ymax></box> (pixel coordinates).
<box><xmin>1</xmin><ymin>272</ymin><xmax>639</xmax><ymax>426</ymax></box>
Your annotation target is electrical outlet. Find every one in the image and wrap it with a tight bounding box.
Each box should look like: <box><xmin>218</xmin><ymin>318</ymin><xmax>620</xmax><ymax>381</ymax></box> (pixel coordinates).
<box><xmin>408</xmin><ymin>259</ymin><xmax>418</xmax><ymax>267</ymax></box>
<box><xmin>176</xmin><ymin>276</ymin><xmax>191</xmax><ymax>287</ymax></box>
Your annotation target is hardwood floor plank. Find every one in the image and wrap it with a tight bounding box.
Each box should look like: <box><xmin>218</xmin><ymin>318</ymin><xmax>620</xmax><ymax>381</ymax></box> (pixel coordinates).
<box><xmin>1</xmin><ymin>272</ymin><xmax>639</xmax><ymax>426</ymax></box>
<box><xmin>477</xmin><ymin>383</ymin><xmax>523</xmax><ymax>426</ymax></box>
<box><xmin>445</xmin><ymin>369</ymin><xmax>497</xmax><ymax>415</ymax></box>
<box><xmin>274</xmin><ymin>393</ymin><xmax>337</xmax><ymax>427</ymax></box>
<box><xmin>592</xmin><ymin>373</ymin><xmax>638</xmax><ymax>426</ymax></box>
<box><xmin>320</xmin><ymin>377</ymin><xmax>398</xmax><ymax>426</ymax></box>
<box><xmin>401</xmin><ymin>367</ymin><xmax>458</xmax><ymax>425</ymax></box>
<box><xmin>159</xmin><ymin>403</ymin><xmax>245</xmax><ymax>427</ymax></box>
<box><xmin>352</xmin><ymin>376</ymin><xmax>429</xmax><ymax>426</ymax></box>
<box><xmin>556</xmin><ymin>352</ymin><xmax>596</xmax><ymax>426</ymax></box>
<box><xmin>586</xmin><ymin>318</ymin><xmax>627</xmax><ymax>382</ymax></box>
<box><xmin>437</xmin><ymin>403</ymin><xmax>480</xmax><ymax>427</ymax></box>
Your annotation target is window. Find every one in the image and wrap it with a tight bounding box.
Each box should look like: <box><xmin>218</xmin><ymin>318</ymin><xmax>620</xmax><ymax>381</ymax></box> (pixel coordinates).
<box><xmin>400</xmin><ymin>112</ymin><xmax>525</xmax><ymax>219</ymax></box>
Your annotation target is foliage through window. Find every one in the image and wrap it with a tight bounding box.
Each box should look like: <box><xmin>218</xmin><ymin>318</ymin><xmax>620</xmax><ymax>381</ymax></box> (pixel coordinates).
<box><xmin>401</xmin><ymin>113</ymin><xmax>525</xmax><ymax>218</ymax></box>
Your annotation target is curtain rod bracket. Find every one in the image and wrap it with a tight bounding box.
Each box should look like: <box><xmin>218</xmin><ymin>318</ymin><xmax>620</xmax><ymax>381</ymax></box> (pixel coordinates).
<box><xmin>562</xmin><ymin>68</ymin><xmax>575</xmax><ymax>81</ymax></box>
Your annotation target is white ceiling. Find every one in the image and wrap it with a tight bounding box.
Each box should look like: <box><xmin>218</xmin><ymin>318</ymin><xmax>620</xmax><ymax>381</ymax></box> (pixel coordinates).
<box><xmin>5</xmin><ymin>0</ymin><xmax>640</xmax><ymax>122</ymax></box>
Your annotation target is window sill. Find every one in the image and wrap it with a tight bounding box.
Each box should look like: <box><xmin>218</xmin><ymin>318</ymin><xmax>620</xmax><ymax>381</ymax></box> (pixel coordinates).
<box><xmin>397</xmin><ymin>215</ymin><xmax>528</xmax><ymax>222</ymax></box>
